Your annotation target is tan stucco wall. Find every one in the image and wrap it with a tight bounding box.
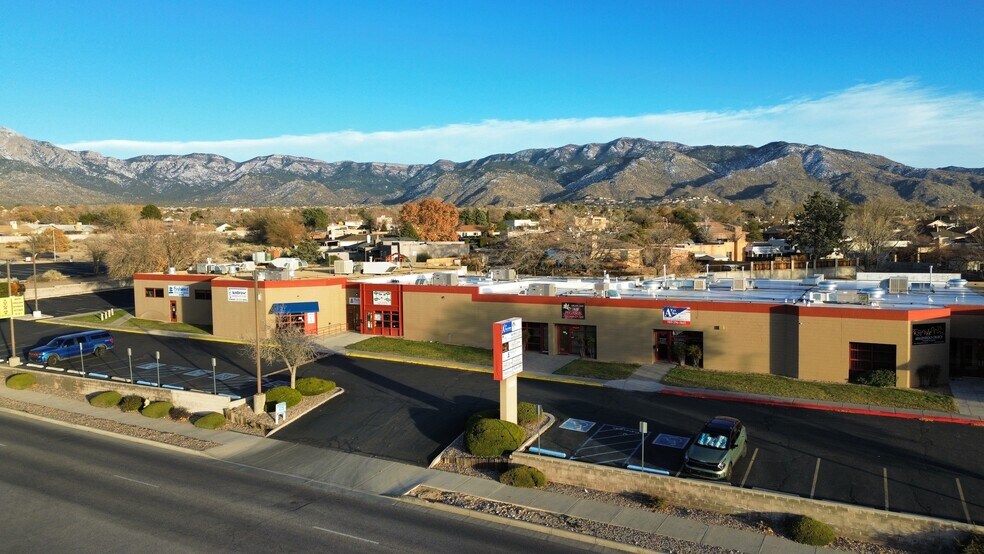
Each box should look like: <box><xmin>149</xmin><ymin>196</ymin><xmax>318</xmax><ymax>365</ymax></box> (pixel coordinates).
<box><xmin>133</xmin><ymin>277</ymin><xmax>215</xmax><ymax>325</ymax></box>
<box><xmin>211</xmin><ymin>279</ymin><xmax>347</xmax><ymax>340</ymax></box>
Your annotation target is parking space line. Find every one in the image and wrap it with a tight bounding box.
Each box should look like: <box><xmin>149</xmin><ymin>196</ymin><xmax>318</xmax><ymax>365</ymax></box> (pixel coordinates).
<box><xmin>883</xmin><ymin>467</ymin><xmax>890</xmax><ymax>511</ymax></box>
<box><xmin>739</xmin><ymin>447</ymin><xmax>758</xmax><ymax>488</ymax></box>
<box><xmin>956</xmin><ymin>478</ymin><xmax>973</xmax><ymax>524</ymax></box>
<box><xmin>810</xmin><ymin>458</ymin><xmax>821</xmax><ymax>499</ymax></box>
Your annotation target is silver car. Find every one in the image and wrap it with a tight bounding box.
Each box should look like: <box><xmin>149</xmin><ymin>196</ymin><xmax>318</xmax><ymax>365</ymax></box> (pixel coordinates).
<box><xmin>683</xmin><ymin>416</ymin><xmax>748</xmax><ymax>480</ymax></box>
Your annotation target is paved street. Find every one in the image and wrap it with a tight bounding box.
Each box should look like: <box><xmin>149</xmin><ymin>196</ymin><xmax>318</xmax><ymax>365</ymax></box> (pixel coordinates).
<box><xmin>0</xmin><ymin>412</ymin><xmax>594</xmax><ymax>553</ymax></box>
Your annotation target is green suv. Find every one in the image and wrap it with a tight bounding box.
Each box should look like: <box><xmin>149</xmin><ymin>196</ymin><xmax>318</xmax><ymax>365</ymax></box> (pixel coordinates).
<box><xmin>683</xmin><ymin>416</ymin><xmax>747</xmax><ymax>480</ymax></box>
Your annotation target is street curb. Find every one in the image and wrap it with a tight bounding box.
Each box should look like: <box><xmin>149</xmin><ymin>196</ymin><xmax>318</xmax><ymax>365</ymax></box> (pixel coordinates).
<box><xmin>264</xmin><ymin>387</ymin><xmax>345</xmax><ymax>437</ymax></box>
<box><xmin>398</xmin><ymin>491</ymin><xmax>649</xmax><ymax>553</ymax></box>
<box><xmin>660</xmin><ymin>388</ymin><xmax>984</xmax><ymax>427</ymax></box>
<box><xmin>0</xmin><ymin>405</ymin><xmax>212</xmax><ymax>457</ymax></box>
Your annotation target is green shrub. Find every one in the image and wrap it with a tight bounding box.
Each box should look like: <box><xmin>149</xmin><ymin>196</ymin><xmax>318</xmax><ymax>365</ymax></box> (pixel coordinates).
<box><xmin>89</xmin><ymin>391</ymin><xmax>122</xmax><ymax>408</ymax></box>
<box><xmin>517</xmin><ymin>402</ymin><xmax>539</xmax><ymax>426</ymax></box>
<box><xmin>465</xmin><ymin>408</ymin><xmax>499</xmax><ymax>433</ymax></box>
<box><xmin>194</xmin><ymin>412</ymin><xmax>226</xmax><ymax>430</ymax></box>
<box><xmin>295</xmin><ymin>377</ymin><xmax>336</xmax><ymax>396</ymax></box>
<box><xmin>265</xmin><ymin>386</ymin><xmax>302</xmax><ymax>410</ymax></box>
<box><xmin>786</xmin><ymin>515</ymin><xmax>836</xmax><ymax>546</ymax></box>
<box><xmin>119</xmin><ymin>395</ymin><xmax>145</xmax><ymax>412</ymax></box>
<box><xmin>141</xmin><ymin>401</ymin><xmax>173</xmax><ymax>419</ymax></box>
<box><xmin>499</xmin><ymin>465</ymin><xmax>547</xmax><ymax>488</ymax></box>
<box><xmin>5</xmin><ymin>373</ymin><xmax>36</xmax><ymax>390</ymax></box>
<box><xmin>169</xmin><ymin>406</ymin><xmax>192</xmax><ymax>421</ymax></box>
<box><xmin>465</xmin><ymin>417</ymin><xmax>526</xmax><ymax>456</ymax></box>
<box><xmin>857</xmin><ymin>369</ymin><xmax>897</xmax><ymax>388</ymax></box>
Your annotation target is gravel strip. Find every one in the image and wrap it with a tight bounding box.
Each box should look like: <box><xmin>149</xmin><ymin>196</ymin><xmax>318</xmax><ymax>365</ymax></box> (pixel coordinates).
<box><xmin>0</xmin><ymin>388</ymin><xmax>219</xmax><ymax>451</ymax></box>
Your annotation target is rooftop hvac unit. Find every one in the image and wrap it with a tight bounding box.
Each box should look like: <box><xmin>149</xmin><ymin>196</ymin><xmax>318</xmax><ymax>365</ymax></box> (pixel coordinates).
<box><xmin>731</xmin><ymin>279</ymin><xmax>747</xmax><ymax>292</ymax></box>
<box><xmin>334</xmin><ymin>259</ymin><xmax>354</xmax><ymax>275</ymax></box>
<box><xmin>693</xmin><ymin>279</ymin><xmax>708</xmax><ymax>291</ymax></box>
<box><xmin>888</xmin><ymin>277</ymin><xmax>908</xmax><ymax>294</ymax></box>
<box><xmin>802</xmin><ymin>274</ymin><xmax>825</xmax><ymax>286</ymax></box>
<box><xmin>527</xmin><ymin>283</ymin><xmax>557</xmax><ymax>296</ymax></box>
<box><xmin>490</xmin><ymin>268</ymin><xmax>517</xmax><ymax>281</ymax></box>
<box><xmin>432</xmin><ymin>272</ymin><xmax>459</xmax><ymax>286</ymax></box>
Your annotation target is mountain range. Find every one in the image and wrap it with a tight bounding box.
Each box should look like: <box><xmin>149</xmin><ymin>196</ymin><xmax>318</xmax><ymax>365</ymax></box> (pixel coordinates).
<box><xmin>1</xmin><ymin>126</ymin><xmax>982</xmax><ymax>207</ymax></box>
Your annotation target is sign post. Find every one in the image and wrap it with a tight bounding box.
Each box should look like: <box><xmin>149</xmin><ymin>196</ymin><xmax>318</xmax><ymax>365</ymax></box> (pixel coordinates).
<box><xmin>639</xmin><ymin>421</ymin><xmax>648</xmax><ymax>471</ymax></box>
<box><xmin>275</xmin><ymin>401</ymin><xmax>287</xmax><ymax>424</ymax></box>
<box><xmin>493</xmin><ymin>317</ymin><xmax>523</xmax><ymax>423</ymax></box>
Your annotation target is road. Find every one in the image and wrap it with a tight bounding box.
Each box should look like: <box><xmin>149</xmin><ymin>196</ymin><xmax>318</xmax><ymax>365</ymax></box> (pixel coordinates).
<box><xmin>284</xmin><ymin>355</ymin><xmax>984</xmax><ymax>525</ymax></box>
<box><xmin>0</xmin><ymin>412</ymin><xmax>594</xmax><ymax>553</ymax></box>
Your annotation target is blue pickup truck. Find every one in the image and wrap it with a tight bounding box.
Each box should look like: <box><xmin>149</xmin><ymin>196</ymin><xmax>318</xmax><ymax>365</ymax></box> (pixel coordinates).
<box><xmin>28</xmin><ymin>330</ymin><xmax>116</xmax><ymax>365</ymax></box>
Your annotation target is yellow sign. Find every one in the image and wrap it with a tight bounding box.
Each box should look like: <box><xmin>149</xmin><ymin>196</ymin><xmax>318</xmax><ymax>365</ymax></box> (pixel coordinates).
<box><xmin>0</xmin><ymin>296</ymin><xmax>25</xmax><ymax>319</ymax></box>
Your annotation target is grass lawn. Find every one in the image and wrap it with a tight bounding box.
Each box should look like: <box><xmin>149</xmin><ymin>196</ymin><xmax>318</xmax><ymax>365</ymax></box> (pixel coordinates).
<box><xmin>347</xmin><ymin>337</ymin><xmax>494</xmax><ymax>366</ymax></box>
<box><xmin>123</xmin><ymin>318</ymin><xmax>212</xmax><ymax>335</ymax></box>
<box><xmin>555</xmin><ymin>359</ymin><xmax>640</xmax><ymax>380</ymax></box>
<box><xmin>67</xmin><ymin>310</ymin><xmax>129</xmax><ymax>325</ymax></box>
<box><xmin>663</xmin><ymin>366</ymin><xmax>958</xmax><ymax>412</ymax></box>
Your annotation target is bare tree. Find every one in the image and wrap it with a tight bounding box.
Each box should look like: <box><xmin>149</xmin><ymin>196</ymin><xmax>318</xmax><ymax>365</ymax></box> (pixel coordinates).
<box><xmin>846</xmin><ymin>201</ymin><xmax>899</xmax><ymax>270</ymax></box>
<box><xmin>241</xmin><ymin>324</ymin><xmax>317</xmax><ymax>388</ymax></box>
<box><xmin>103</xmin><ymin>220</ymin><xmax>220</xmax><ymax>278</ymax></box>
<box><xmin>81</xmin><ymin>235</ymin><xmax>113</xmax><ymax>275</ymax></box>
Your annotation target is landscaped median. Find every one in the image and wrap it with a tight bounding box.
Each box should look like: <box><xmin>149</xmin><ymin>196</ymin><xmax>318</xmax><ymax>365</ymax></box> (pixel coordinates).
<box><xmin>663</xmin><ymin>366</ymin><xmax>958</xmax><ymax>413</ymax></box>
<box><xmin>346</xmin><ymin>337</ymin><xmax>493</xmax><ymax>366</ymax></box>
<box><xmin>64</xmin><ymin>312</ymin><xmax>211</xmax><ymax>335</ymax></box>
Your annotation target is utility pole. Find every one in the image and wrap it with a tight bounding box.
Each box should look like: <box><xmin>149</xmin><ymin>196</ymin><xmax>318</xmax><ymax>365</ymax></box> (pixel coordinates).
<box><xmin>32</xmin><ymin>253</ymin><xmax>39</xmax><ymax>315</ymax></box>
<box><xmin>5</xmin><ymin>259</ymin><xmax>19</xmax><ymax>366</ymax></box>
<box><xmin>252</xmin><ymin>270</ymin><xmax>265</xmax><ymax>413</ymax></box>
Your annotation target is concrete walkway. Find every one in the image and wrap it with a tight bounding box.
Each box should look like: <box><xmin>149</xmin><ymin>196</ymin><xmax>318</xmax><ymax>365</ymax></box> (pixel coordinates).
<box><xmin>949</xmin><ymin>377</ymin><xmax>984</xmax><ymax>418</ymax></box>
<box><xmin>0</xmin><ymin>382</ymin><xmax>846</xmax><ymax>553</ymax></box>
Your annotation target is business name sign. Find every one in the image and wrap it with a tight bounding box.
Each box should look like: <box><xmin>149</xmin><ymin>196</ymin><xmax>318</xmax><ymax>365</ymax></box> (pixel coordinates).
<box><xmin>561</xmin><ymin>302</ymin><xmax>585</xmax><ymax>320</ymax></box>
<box><xmin>227</xmin><ymin>288</ymin><xmax>249</xmax><ymax>303</ymax></box>
<box><xmin>493</xmin><ymin>317</ymin><xmax>523</xmax><ymax>381</ymax></box>
<box><xmin>0</xmin><ymin>296</ymin><xmax>25</xmax><ymax>319</ymax></box>
<box><xmin>662</xmin><ymin>306</ymin><xmax>691</xmax><ymax>326</ymax></box>
<box><xmin>912</xmin><ymin>322</ymin><xmax>945</xmax><ymax>345</ymax></box>
<box><xmin>372</xmin><ymin>290</ymin><xmax>392</xmax><ymax>306</ymax></box>
<box><xmin>167</xmin><ymin>285</ymin><xmax>190</xmax><ymax>297</ymax></box>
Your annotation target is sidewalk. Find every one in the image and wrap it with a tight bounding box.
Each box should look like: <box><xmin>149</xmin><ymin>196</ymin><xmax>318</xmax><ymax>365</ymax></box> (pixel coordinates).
<box><xmin>0</xmin><ymin>381</ymin><xmax>845</xmax><ymax>553</ymax></box>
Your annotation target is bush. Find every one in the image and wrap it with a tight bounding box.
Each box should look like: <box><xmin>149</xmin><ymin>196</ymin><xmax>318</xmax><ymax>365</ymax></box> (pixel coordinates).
<box><xmin>465</xmin><ymin>417</ymin><xmax>526</xmax><ymax>456</ymax></box>
<box><xmin>141</xmin><ymin>401</ymin><xmax>173</xmax><ymax>419</ymax></box>
<box><xmin>465</xmin><ymin>408</ymin><xmax>499</xmax><ymax>433</ymax></box>
<box><xmin>962</xmin><ymin>534</ymin><xmax>984</xmax><ymax>554</ymax></box>
<box><xmin>500</xmin><ymin>465</ymin><xmax>547</xmax><ymax>488</ymax></box>
<box><xmin>857</xmin><ymin>369</ymin><xmax>896</xmax><ymax>388</ymax></box>
<box><xmin>295</xmin><ymin>377</ymin><xmax>336</xmax><ymax>396</ymax></box>
<box><xmin>89</xmin><ymin>391</ymin><xmax>122</xmax><ymax>408</ymax></box>
<box><xmin>169</xmin><ymin>406</ymin><xmax>192</xmax><ymax>422</ymax></box>
<box><xmin>517</xmin><ymin>402</ymin><xmax>539</xmax><ymax>426</ymax></box>
<box><xmin>5</xmin><ymin>373</ymin><xmax>36</xmax><ymax>390</ymax></box>
<box><xmin>265</xmin><ymin>386</ymin><xmax>302</xmax><ymax>410</ymax></box>
<box><xmin>786</xmin><ymin>515</ymin><xmax>836</xmax><ymax>546</ymax></box>
<box><xmin>119</xmin><ymin>395</ymin><xmax>145</xmax><ymax>412</ymax></box>
<box><xmin>194</xmin><ymin>412</ymin><xmax>226</xmax><ymax>429</ymax></box>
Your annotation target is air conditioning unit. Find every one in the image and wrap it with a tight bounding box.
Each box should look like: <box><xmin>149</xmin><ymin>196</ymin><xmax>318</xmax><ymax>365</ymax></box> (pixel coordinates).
<box><xmin>693</xmin><ymin>279</ymin><xmax>708</xmax><ymax>291</ymax></box>
<box><xmin>888</xmin><ymin>277</ymin><xmax>908</xmax><ymax>294</ymax></box>
<box><xmin>432</xmin><ymin>272</ymin><xmax>459</xmax><ymax>286</ymax></box>
<box><xmin>490</xmin><ymin>268</ymin><xmax>517</xmax><ymax>281</ymax></box>
<box><xmin>731</xmin><ymin>279</ymin><xmax>747</xmax><ymax>291</ymax></box>
<box><xmin>527</xmin><ymin>283</ymin><xmax>557</xmax><ymax>296</ymax></box>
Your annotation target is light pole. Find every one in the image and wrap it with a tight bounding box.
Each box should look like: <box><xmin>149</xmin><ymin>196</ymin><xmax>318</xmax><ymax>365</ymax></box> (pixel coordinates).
<box><xmin>536</xmin><ymin>404</ymin><xmax>542</xmax><ymax>455</ymax></box>
<box><xmin>127</xmin><ymin>347</ymin><xmax>133</xmax><ymax>383</ymax></box>
<box><xmin>252</xmin><ymin>270</ymin><xmax>265</xmax><ymax>413</ymax></box>
<box><xmin>211</xmin><ymin>357</ymin><xmax>217</xmax><ymax>395</ymax></box>
<box><xmin>31</xmin><ymin>252</ymin><xmax>39</xmax><ymax>315</ymax></box>
<box><xmin>79</xmin><ymin>342</ymin><xmax>85</xmax><ymax>375</ymax></box>
<box><xmin>5</xmin><ymin>259</ymin><xmax>18</xmax><ymax>366</ymax></box>
<box><xmin>639</xmin><ymin>421</ymin><xmax>648</xmax><ymax>471</ymax></box>
<box><xmin>155</xmin><ymin>350</ymin><xmax>161</xmax><ymax>387</ymax></box>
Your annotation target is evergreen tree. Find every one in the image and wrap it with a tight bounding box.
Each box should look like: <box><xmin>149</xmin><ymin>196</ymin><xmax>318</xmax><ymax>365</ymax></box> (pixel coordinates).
<box><xmin>789</xmin><ymin>192</ymin><xmax>851</xmax><ymax>263</ymax></box>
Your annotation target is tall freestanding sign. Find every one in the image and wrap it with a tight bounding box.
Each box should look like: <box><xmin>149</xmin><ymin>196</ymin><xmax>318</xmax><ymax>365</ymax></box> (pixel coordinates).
<box><xmin>493</xmin><ymin>317</ymin><xmax>523</xmax><ymax>423</ymax></box>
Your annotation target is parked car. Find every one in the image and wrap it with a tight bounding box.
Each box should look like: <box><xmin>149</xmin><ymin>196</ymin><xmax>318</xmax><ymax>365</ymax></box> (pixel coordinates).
<box><xmin>683</xmin><ymin>416</ymin><xmax>748</xmax><ymax>480</ymax></box>
<box><xmin>28</xmin><ymin>330</ymin><xmax>116</xmax><ymax>366</ymax></box>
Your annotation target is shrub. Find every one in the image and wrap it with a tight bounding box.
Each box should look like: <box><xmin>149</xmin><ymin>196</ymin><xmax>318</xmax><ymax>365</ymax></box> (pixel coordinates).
<box><xmin>5</xmin><ymin>373</ymin><xmax>36</xmax><ymax>390</ymax></box>
<box><xmin>517</xmin><ymin>402</ymin><xmax>539</xmax><ymax>426</ymax></box>
<box><xmin>265</xmin><ymin>386</ymin><xmax>302</xmax><ymax>410</ymax></box>
<box><xmin>169</xmin><ymin>406</ymin><xmax>192</xmax><ymax>422</ymax></box>
<box><xmin>295</xmin><ymin>377</ymin><xmax>336</xmax><ymax>396</ymax></box>
<box><xmin>786</xmin><ymin>515</ymin><xmax>836</xmax><ymax>546</ymax></box>
<box><xmin>962</xmin><ymin>534</ymin><xmax>984</xmax><ymax>554</ymax></box>
<box><xmin>194</xmin><ymin>412</ymin><xmax>226</xmax><ymax>430</ymax></box>
<box><xmin>500</xmin><ymin>465</ymin><xmax>547</xmax><ymax>488</ymax></box>
<box><xmin>119</xmin><ymin>395</ymin><xmax>145</xmax><ymax>412</ymax></box>
<box><xmin>465</xmin><ymin>408</ymin><xmax>499</xmax><ymax>433</ymax></box>
<box><xmin>89</xmin><ymin>391</ymin><xmax>122</xmax><ymax>408</ymax></box>
<box><xmin>465</xmin><ymin>417</ymin><xmax>526</xmax><ymax>456</ymax></box>
<box><xmin>141</xmin><ymin>401</ymin><xmax>173</xmax><ymax>419</ymax></box>
<box><xmin>857</xmin><ymin>369</ymin><xmax>896</xmax><ymax>388</ymax></box>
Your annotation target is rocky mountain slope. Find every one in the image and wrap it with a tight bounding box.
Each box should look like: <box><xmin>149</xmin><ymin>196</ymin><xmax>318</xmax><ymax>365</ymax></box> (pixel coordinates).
<box><xmin>1</xmin><ymin>126</ymin><xmax>981</xmax><ymax>206</ymax></box>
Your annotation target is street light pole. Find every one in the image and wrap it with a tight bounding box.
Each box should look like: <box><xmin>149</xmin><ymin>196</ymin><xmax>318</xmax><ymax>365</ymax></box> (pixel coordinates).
<box><xmin>5</xmin><ymin>259</ymin><xmax>18</xmax><ymax>366</ymax></box>
<box><xmin>252</xmin><ymin>270</ymin><xmax>265</xmax><ymax>414</ymax></box>
<box><xmin>212</xmin><ymin>357</ymin><xmax>217</xmax><ymax>395</ymax></box>
<box><xmin>155</xmin><ymin>350</ymin><xmax>161</xmax><ymax>387</ymax></box>
<box><xmin>32</xmin><ymin>253</ymin><xmax>39</xmax><ymax>315</ymax></box>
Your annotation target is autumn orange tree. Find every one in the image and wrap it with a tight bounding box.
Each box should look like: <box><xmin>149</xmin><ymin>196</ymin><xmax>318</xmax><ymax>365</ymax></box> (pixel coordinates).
<box><xmin>399</xmin><ymin>199</ymin><xmax>459</xmax><ymax>241</ymax></box>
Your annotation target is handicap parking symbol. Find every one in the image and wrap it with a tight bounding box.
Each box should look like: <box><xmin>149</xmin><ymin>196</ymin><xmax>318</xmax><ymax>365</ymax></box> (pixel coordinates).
<box><xmin>559</xmin><ymin>418</ymin><xmax>596</xmax><ymax>433</ymax></box>
<box><xmin>652</xmin><ymin>433</ymin><xmax>691</xmax><ymax>449</ymax></box>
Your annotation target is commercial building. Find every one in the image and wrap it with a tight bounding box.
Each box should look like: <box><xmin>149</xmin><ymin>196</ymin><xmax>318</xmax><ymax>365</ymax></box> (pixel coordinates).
<box><xmin>133</xmin><ymin>269</ymin><xmax>984</xmax><ymax>387</ymax></box>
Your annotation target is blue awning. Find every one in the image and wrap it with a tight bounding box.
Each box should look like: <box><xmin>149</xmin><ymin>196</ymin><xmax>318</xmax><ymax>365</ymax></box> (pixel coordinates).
<box><xmin>271</xmin><ymin>301</ymin><xmax>320</xmax><ymax>314</ymax></box>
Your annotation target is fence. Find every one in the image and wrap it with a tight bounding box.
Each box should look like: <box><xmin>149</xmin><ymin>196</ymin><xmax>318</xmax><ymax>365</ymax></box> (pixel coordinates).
<box><xmin>316</xmin><ymin>323</ymin><xmax>348</xmax><ymax>337</ymax></box>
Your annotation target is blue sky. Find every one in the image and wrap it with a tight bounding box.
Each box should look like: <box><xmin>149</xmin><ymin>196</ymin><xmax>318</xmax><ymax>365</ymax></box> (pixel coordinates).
<box><xmin>1</xmin><ymin>1</ymin><xmax>982</xmax><ymax>167</ymax></box>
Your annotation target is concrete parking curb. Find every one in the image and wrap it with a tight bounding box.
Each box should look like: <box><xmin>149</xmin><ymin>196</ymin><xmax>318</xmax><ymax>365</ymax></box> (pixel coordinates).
<box><xmin>660</xmin><ymin>388</ymin><xmax>984</xmax><ymax>426</ymax></box>
<box><xmin>398</xmin><ymin>491</ymin><xmax>649</xmax><ymax>553</ymax></box>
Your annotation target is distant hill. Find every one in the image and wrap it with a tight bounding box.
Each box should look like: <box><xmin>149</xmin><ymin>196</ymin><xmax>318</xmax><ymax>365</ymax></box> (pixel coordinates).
<box><xmin>1</xmin><ymin>126</ymin><xmax>982</xmax><ymax>207</ymax></box>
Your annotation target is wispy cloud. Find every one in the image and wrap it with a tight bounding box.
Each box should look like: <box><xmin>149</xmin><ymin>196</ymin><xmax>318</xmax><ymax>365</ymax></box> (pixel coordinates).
<box><xmin>59</xmin><ymin>80</ymin><xmax>984</xmax><ymax>168</ymax></box>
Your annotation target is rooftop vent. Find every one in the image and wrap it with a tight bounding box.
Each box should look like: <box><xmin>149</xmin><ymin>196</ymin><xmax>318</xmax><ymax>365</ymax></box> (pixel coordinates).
<box><xmin>818</xmin><ymin>281</ymin><xmax>838</xmax><ymax>292</ymax></box>
<box><xmin>947</xmin><ymin>278</ymin><xmax>968</xmax><ymax>289</ymax></box>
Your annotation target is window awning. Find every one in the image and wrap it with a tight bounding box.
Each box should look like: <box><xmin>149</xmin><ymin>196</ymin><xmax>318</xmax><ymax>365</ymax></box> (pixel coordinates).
<box><xmin>271</xmin><ymin>301</ymin><xmax>320</xmax><ymax>314</ymax></box>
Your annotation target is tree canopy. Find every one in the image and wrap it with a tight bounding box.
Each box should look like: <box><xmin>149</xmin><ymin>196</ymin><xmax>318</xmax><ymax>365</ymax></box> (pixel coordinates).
<box><xmin>399</xmin><ymin>199</ymin><xmax>459</xmax><ymax>241</ymax></box>
<box><xmin>789</xmin><ymin>192</ymin><xmax>851</xmax><ymax>263</ymax></box>
<box><xmin>140</xmin><ymin>204</ymin><xmax>163</xmax><ymax>220</ymax></box>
